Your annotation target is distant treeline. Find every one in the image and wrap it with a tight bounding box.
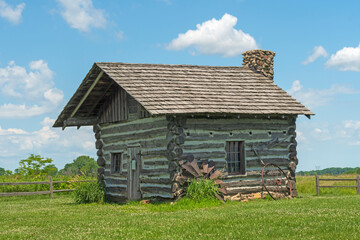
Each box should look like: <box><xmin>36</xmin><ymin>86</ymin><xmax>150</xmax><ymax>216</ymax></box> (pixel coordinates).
<box><xmin>297</xmin><ymin>167</ymin><xmax>360</xmax><ymax>176</ymax></box>
<box><xmin>0</xmin><ymin>154</ymin><xmax>98</xmax><ymax>178</ymax></box>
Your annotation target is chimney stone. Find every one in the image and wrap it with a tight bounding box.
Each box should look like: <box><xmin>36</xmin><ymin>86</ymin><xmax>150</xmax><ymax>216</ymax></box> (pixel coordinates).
<box><xmin>242</xmin><ymin>50</ymin><xmax>275</xmax><ymax>80</ymax></box>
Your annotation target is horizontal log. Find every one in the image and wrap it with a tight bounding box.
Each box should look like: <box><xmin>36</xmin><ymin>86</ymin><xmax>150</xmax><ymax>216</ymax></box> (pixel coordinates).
<box><xmin>246</xmin><ymin>149</ymin><xmax>289</xmax><ymax>158</ymax></box>
<box><xmin>104</xmin><ymin>178</ymin><xmax>127</xmax><ymax>185</ymax></box>
<box><xmin>101</xmin><ymin>128</ymin><xmax>167</xmax><ymax>144</ymax></box>
<box><xmin>185</xmin><ymin>132</ymin><xmax>290</xmax><ymax>142</ymax></box>
<box><xmin>222</xmin><ymin>180</ymin><xmax>262</xmax><ymax>188</ymax></box>
<box><xmin>140</xmin><ymin>169</ymin><xmax>169</xmax><ymax>175</ymax></box>
<box><xmin>141</xmin><ymin>186</ymin><xmax>172</xmax><ymax>194</ymax></box>
<box><xmin>185</xmin><ymin>123</ymin><xmax>293</xmax><ymax>131</ymax></box>
<box><xmin>101</xmin><ymin>117</ymin><xmax>167</xmax><ymax>135</ymax></box>
<box><xmin>226</xmin><ymin>185</ymin><xmax>290</xmax><ymax>195</ymax></box>
<box><xmin>182</xmin><ymin>151</ymin><xmax>225</xmax><ymax>159</ymax></box>
<box><xmin>140</xmin><ymin>178</ymin><xmax>172</xmax><ymax>184</ymax></box>
<box><xmin>106</xmin><ymin>186</ymin><xmax>127</xmax><ymax>193</ymax></box>
<box><xmin>143</xmin><ymin>160</ymin><xmax>169</xmax><ymax>166</ymax></box>
<box><xmin>105</xmin><ymin>194</ymin><xmax>127</xmax><ymax>203</ymax></box>
<box><xmin>246</xmin><ymin>158</ymin><xmax>290</xmax><ymax>168</ymax></box>
<box><xmin>226</xmin><ymin>186</ymin><xmax>263</xmax><ymax>195</ymax></box>
<box><xmin>64</xmin><ymin>117</ymin><xmax>99</xmax><ymax>127</ymax></box>
<box><xmin>182</xmin><ymin>142</ymin><xmax>224</xmax><ymax>151</ymax></box>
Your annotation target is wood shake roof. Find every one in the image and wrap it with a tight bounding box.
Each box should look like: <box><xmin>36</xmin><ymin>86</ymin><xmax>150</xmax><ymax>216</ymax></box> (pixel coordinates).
<box><xmin>53</xmin><ymin>62</ymin><xmax>314</xmax><ymax>128</ymax></box>
<box><xmin>97</xmin><ymin>62</ymin><xmax>313</xmax><ymax>115</ymax></box>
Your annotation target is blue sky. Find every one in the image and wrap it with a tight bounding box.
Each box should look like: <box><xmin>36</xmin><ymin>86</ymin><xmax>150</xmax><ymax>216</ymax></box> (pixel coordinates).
<box><xmin>0</xmin><ymin>0</ymin><xmax>359</xmax><ymax>171</ymax></box>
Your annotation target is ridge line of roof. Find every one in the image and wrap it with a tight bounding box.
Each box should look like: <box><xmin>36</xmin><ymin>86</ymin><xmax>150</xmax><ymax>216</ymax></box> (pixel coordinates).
<box><xmin>95</xmin><ymin>62</ymin><xmax>251</xmax><ymax>69</ymax></box>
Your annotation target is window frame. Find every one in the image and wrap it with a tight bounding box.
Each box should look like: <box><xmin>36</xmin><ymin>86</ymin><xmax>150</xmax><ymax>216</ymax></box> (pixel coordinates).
<box><xmin>225</xmin><ymin>141</ymin><xmax>246</xmax><ymax>175</ymax></box>
<box><xmin>111</xmin><ymin>152</ymin><xmax>123</xmax><ymax>174</ymax></box>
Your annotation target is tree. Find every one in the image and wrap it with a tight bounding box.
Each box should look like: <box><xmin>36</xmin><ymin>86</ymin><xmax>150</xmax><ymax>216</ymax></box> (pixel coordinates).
<box><xmin>0</xmin><ymin>167</ymin><xmax>5</xmax><ymax>176</ymax></box>
<box><xmin>59</xmin><ymin>155</ymin><xmax>98</xmax><ymax>177</ymax></box>
<box><xmin>18</xmin><ymin>154</ymin><xmax>58</xmax><ymax>176</ymax></box>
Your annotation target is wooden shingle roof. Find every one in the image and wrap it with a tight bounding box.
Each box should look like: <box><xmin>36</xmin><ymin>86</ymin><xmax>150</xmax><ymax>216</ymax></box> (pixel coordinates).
<box><xmin>97</xmin><ymin>62</ymin><xmax>313</xmax><ymax>115</ymax></box>
<box><xmin>53</xmin><ymin>62</ymin><xmax>313</xmax><ymax>128</ymax></box>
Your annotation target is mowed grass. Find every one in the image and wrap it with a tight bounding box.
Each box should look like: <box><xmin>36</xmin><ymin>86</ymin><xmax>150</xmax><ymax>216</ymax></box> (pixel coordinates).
<box><xmin>0</xmin><ymin>193</ymin><xmax>359</xmax><ymax>239</ymax></box>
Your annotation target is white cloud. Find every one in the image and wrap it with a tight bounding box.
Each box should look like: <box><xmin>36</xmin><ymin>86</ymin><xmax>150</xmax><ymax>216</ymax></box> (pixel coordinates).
<box><xmin>344</xmin><ymin>120</ymin><xmax>360</xmax><ymax>130</ymax></box>
<box><xmin>313</xmin><ymin>128</ymin><xmax>331</xmax><ymax>141</ymax></box>
<box><xmin>343</xmin><ymin>120</ymin><xmax>360</xmax><ymax>145</ymax></box>
<box><xmin>0</xmin><ymin>0</ymin><xmax>25</xmax><ymax>24</ymax></box>
<box><xmin>57</xmin><ymin>0</ymin><xmax>106</xmax><ymax>32</ymax></box>
<box><xmin>287</xmin><ymin>80</ymin><xmax>357</xmax><ymax>109</ymax></box>
<box><xmin>0</xmin><ymin>60</ymin><xmax>64</xmax><ymax>118</ymax></box>
<box><xmin>115</xmin><ymin>31</ymin><xmax>124</xmax><ymax>40</ymax></box>
<box><xmin>167</xmin><ymin>13</ymin><xmax>258</xmax><ymax>57</ymax></box>
<box><xmin>326</xmin><ymin>43</ymin><xmax>360</xmax><ymax>71</ymax></box>
<box><xmin>296</xmin><ymin>130</ymin><xmax>307</xmax><ymax>143</ymax></box>
<box><xmin>302</xmin><ymin>46</ymin><xmax>328</xmax><ymax>65</ymax></box>
<box><xmin>0</xmin><ymin>117</ymin><xmax>96</xmax><ymax>170</ymax></box>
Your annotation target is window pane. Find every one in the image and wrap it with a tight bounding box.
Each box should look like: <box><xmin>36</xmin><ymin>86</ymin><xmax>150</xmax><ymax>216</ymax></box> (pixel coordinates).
<box><xmin>226</xmin><ymin>141</ymin><xmax>245</xmax><ymax>174</ymax></box>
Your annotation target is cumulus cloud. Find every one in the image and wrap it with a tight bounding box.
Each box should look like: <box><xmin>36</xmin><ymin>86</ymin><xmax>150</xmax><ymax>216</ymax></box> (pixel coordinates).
<box><xmin>57</xmin><ymin>0</ymin><xmax>106</xmax><ymax>32</ymax></box>
<box><xmin>0</xmin><ymin>117</ymin><xmax>95</xmax><ymax>170</ymax></box>
<box><xmin>343</xmin><ymin>120</ymin><xmax>360</xmax><ymax>145</ymax></box>
<box><xmin>287</xmin><ymin>80</ymin><xmax>357</xmax><ymax>109</ymax></box>
<box><xmin>167</xmin><ymin>13</ymin><xmax>258</xmax><ymax>57</ymax></box>
<box><xmin>0</xmin><ymin>0</ymin><xmax>25</xmax><ymax>24</ymax></box>
<box><xmin>0</xmin><ymin>60</ymin><xmax>64</xmax><ymax>118</ymax></box>
<box><xmin>326</xmin><ymin>43</ymin><xmax>360</xmax><ymax>71</ymax></box>
<box><xmin>302</xmin><ymin>46</ymin><xmax>328</xmax><ymax>65</ymax></box>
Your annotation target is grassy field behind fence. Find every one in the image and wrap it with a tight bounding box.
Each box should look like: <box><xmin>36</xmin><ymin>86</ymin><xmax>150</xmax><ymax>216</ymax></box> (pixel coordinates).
<box><xmin>296</xmin><ymin>175</ymin><xmax>359</xmax><ymax>195</ymax></box>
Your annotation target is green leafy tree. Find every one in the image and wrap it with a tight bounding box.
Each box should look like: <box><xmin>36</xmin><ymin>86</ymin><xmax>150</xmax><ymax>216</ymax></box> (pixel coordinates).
<box><xmin>356</xmin><ymin>168</ymin><xmax>360</xmax><ymax>174</ymax></box>
<box><xmin>59</xmin><ymin>155</ymin><xmax>98</xmax><ymax>177</ymax></box>
<box><xmin>18</xmin><ymin>154</ymin><xmax>58</xmax><ymax>176</ymax></box>
<box><xmin>0</xmin><ymin>167</ymin><xmax>5</xmax><ymax>176</ymax></box>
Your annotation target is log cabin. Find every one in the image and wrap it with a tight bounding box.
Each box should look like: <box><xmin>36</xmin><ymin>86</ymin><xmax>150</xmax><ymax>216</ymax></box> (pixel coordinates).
<box><xmin>53</xmin><ymin>50</ymin><xmax>314</xmax><ymax>202</ymax></box>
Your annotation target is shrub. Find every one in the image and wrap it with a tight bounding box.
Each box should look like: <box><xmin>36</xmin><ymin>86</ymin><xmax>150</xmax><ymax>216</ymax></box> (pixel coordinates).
<box><xmin>73</xmin><ymin>181</ymin><xmax>104</xmax><ymax>204</ymax></box>
<box><xmin>185</xmin><ymin>179</ymin><xmax>220</xmax><ymax>202</ymax></box>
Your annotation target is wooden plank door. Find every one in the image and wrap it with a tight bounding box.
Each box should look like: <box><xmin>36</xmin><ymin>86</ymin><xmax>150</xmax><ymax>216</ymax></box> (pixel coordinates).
<box><xmin>127</xmin><ymin>147</ymin><xmax>141</xmax><ymax>201</ymax></box>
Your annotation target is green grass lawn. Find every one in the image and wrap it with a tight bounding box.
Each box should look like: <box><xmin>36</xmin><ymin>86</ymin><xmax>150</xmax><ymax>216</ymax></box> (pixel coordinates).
<box><xmin>0</xmin><ymin>193</ymin><xmax>359</xmax><ymax>239</ymax></box>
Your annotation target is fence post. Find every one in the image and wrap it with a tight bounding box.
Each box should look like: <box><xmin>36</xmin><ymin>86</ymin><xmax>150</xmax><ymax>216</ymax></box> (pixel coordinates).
<box><xmin>315</xmin><ymin>175</ymin><xmax>320</xmax><ymax>195</ymax></box>
<box><xmin>356</xmin><ymin>175</ymin><xmax>360</xmax><ymax>195</ymax></box>
<box><xmin>49</xmin><ymin>176</ymin><xmax>53</xmax><ymax>199</ymax></box>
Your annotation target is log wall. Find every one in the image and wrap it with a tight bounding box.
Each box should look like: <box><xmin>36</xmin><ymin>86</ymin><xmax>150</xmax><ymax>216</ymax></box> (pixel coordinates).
<box><xmin>95</xmin><ymin>116</ymin><xmax>171</xmax><ymax>202</ymax></box>
<box><xmin>96</xmin><ymin>113</ymin><xmax>299</xmax><ymax>202</ymax></box>
<box><xmin>167</xmin><ymin>115</ymin><xmax>298</xmax><ymax>197</ymax></box>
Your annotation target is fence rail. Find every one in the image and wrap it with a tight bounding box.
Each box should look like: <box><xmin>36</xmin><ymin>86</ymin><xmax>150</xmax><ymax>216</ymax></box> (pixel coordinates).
<box><xmin>315</xmin><ymin>175</ymin><xmax>360</xmax><ymax>195</ymax></box>
<box><xmin>0</xmin><ymin>177</ymin><xmax>96</xmax><ymax>198</ymax></box>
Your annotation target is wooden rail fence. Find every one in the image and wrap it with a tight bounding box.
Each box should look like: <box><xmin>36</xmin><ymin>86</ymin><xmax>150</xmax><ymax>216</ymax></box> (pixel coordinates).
<box><xmin>0</xmin><ymin>176</ymin><xmax>96</xmax><ymax>198</ymax></box>
<box><xmin>315</xmin><ymin>175</ymin><xmax>360</xmax><ymax>195</ymax></box>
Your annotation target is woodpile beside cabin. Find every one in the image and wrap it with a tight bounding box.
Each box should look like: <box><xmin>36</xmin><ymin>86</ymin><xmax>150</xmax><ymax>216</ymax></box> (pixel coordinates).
<box><xmin>54</xmin><ymin>50</ymin><xmax>314</xmax><ymax>202</ymax></box>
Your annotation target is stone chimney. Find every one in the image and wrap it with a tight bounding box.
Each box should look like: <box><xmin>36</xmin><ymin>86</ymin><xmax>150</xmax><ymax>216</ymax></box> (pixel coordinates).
<box><xmin>242</xmin><ymin>50</ymin><xmax>275</xmax><ymax>80</ymax></box>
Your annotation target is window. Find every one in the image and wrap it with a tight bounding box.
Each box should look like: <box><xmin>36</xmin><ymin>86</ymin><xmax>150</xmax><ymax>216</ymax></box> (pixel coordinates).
<box><xmin>111</xmin><ymin>153</ymin><xmax>122</xmax><ymax>174</ymax></box>
<box><xmin>226</xmin><ymin>141</ymin><xmax>245</xmax><ymax>174</ymax></box>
